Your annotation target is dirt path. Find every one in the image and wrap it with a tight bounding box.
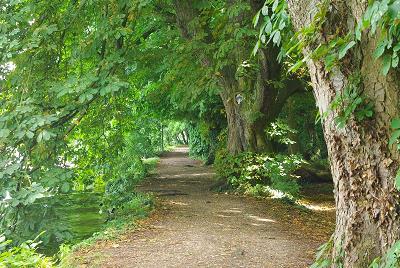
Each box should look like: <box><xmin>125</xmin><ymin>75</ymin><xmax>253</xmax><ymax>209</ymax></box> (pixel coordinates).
<box><xmin>78</xmin><ymin>147</ymin><xmax>334</xmax><ymax>268</ymax></box>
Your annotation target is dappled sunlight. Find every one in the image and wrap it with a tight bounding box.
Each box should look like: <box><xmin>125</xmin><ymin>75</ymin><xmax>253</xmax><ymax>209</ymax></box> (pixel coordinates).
<box><xmin>170</xmin><ymin>173</ymin><xmax>216</xmax><ymax>178</ymax></box>
<box><xmin>3</xmin><ymin>0</ymin><xmax>386</xmax><ymax>265</ymax></box>
<box><xmin>296</xmin><ymin>200</ymin><xmax>335</xmax><ymax>211</ymax></box>
<box><xmin>168</xmin><ymin>201</ymin><xmax>190</xmax><ymax>206</ymax></box>
<box><xmin>216</xmin><ymin>214</ymin><xmax>232</xmax><ymax>218</ymax></box>
<box><xmin>250</xmin><ymin>223</ymin><xmax>267</xmax><ymax>227</ymax></box>
<box><xmin>263</xmin><ymin>186</ymin><xmax>290</xmax><ymax>199</ymax></box>
<box><xmin>214</xmin><ymin>209</ymin><xmax>276</xmax><ymax>226</ymax></box>
<box><xmin>222</xmin><ymin>208</ymin><xmax>242</xmax><ymax>214</ymax></box>
<box><xmin>246</xmin><ymin>214</ymin><xmax>276</xmax><ymax>223</ymax></box>
<box><xmin>177</xmin><ymin>180</ymin><xmax>201</xmax><ymax>184</ymax></box>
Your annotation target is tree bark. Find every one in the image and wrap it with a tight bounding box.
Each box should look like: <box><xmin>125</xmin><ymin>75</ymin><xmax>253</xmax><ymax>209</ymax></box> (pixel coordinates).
<box><xmin>287</xmin><ymin>1</ymin><xmax>400</xmax><ymax>266</ymax></box>
<box><xmin>181</xmin><ymin>130</ymin><xmax>188</xmax><ymax>145</ymax></box>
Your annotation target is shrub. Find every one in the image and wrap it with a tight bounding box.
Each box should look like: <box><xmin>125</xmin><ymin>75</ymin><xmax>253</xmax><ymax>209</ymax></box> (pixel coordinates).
<box><xmin>214</xmin><ymin>149</ymin><xmax>303</xmax><ymax>198</ymax></box>
<box><xmin>0</xmin><ymin>234</ymin><xmax>54</xmax><ymax>268</ymax></box>
<box><xmin>187</xmin><ymin>122</ymin><xmax>221</xmax><ymax>164</ymax></box>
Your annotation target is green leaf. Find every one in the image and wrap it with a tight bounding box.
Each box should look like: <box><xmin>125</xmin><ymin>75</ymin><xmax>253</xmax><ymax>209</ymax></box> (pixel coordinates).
<box><xmin>43</xmin><ymin>131</ymin><xmax>51</xmax><ymax>141</ymax></box>
<box><xmin>260</xmin><ymin>34</ymin><xmax>266</xmax><ymax>43</ymax></box>
<box><xmin>259</xmin><ymin>20</ymin><xmax>268</xmax><ymax>38</ymax></box>
<box><xmin>278</xmin><ymin>20</ymin><xmax>286</xmax><ymax>30</ymax></box>
<box><xmin>338</xmin><ymin>41</ymin><xmax>356</xmax><ymax>59</ymax></box>
<box><xmin>391</xmin><ymin>118</ymin><xmax>400</xmax><ymax>129</ymax></box>
<box><xmin>37</xmin><ymin>132</ymin><xmax>43</xmax><ymax>143</ymax></box>
<box><xmin>60</xmin><ymin>182</ymin><xmax>70</xmax><ymax>193</ymax></box>
<box><xmin>288</xmin><ymin>60</ymin><xmax>304</xmax><ymax>73</ymax></box>
<box><xmin>373</xmin><ymin>44</ymin><xmax>385</xmax><ymax>59</ymax></box>
<box><xmin>0</xmin><ymin>128</ymin><xmax>10</xmax><ymax>138</ymax></box>
<box><xmin>265</xmin><ymin>20</ymin><xmax>273</xmax><ymax>34</ymax></box>
<box><xmin>389</xmin><ymin>129</ymin><xmax>400</xmax><ymax>145</ymax></box>
<box><xmin>395</xmin><ymin>169</ymin><xmax>400</xmax><ymax>191</ymax></box>
<box><xmin>382</xmin><ymin>54</ymin><xmax>392</xmax><ymax>75</ymax></box>
<box><xmin>37</xmin><ymin>130</ymin><xmax>54</xmax><ymax>142</ymax></box>
<box><xmin>355</xmin><ymin>25</ymin><xmax>362</xmax><ymax>41</ymax></box>
<box><xmin>78</xmin><ymin>94</ymin><xmax>86</xmax><ymax>103</ymax></box>
<box><xmin>25</xmin><ymin>191</ymin><xmax>44</xmax><ymax>204</ymax></box>
<box><xmin>392</xmin><ymin>54</ymin><xmax>399</xmax><ymax>68</ymax></box>
<box><xmin>365</xmin><ymin>110</ymin><xmax>373</xmax><ymax>117</ymax></box>
<box><xmin>26</xmin><ymin>130</ymin><xmax>34</xmax><ymax>139</ymax></box>
<box><xmin>261</xmin><ymin>6</ymin><xmax>268</xmax><ymax>16</ymax></box>
<box><xmin>272</xmin><ymin>0</ymin><xmax>279</xmax><ymax>12</ymax></box>
<box><xmin>324</xmin><ymin>54</ymin><xmax>337</xmax><ymax>71</ymax></box>
<box><xmin>252</xmin><ymin>40</ymin><xmax>260</xmax><ymax>56</ymax></box>
<box><xmin>272</xmin><ymin>30</ymin><xmax>281</xmax><ymax>45</ymax></box>
<box><xmin>253</xmin><ymin>10</ymin><xmax>261</xmax><ymax>27</ymax></box>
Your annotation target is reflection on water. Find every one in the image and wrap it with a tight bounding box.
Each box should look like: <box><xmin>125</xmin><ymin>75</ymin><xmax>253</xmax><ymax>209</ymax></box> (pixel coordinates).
<box><xmin>39</xmin><ymin>192</ymin><xmax>106</xmax><ymax>256</ymax></box>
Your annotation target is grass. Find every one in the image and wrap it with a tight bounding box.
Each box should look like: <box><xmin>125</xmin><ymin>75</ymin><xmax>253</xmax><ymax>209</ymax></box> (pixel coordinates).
<box><xmin>143</xmin><ymin>157</ymin><xmax>159</xmax><ymax>172</ymax></box>
<box><xmin>165</xmin><ymin>145</ymin><xmax>178</xmax><ymax>152</ymax></box>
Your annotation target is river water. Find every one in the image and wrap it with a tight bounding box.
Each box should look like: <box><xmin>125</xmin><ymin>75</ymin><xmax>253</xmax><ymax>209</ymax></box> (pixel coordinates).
<box><xmin>38</xmin><ymin>192</ymin><xmax>106</xmax><ymax>255</ymax></box>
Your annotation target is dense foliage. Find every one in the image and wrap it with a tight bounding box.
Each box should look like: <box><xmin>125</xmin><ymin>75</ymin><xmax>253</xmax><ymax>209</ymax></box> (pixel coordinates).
<box><xmin>0</xmin><ymin>233</ymin><xmax>54</xmax><ymax>268</ymax></box>
<box><xmin>0</xmin><ymin>0</ymin><xmax>186</xmax><ymax>249</ymax></box>
<box><xmin>215</xmin><ymin>149</ymin><xmax>303</xmax><ymax>198</ymax></box>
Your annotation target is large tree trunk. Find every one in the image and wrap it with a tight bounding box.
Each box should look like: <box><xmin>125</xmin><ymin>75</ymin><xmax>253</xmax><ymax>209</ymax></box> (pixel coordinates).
<box><xmin>220</xmin><ymin>91</ymin><xmax>248</xmax><ymax>154</ymax></box>
<box><xmin>287</xmin><ymin>1</ymin><xmax>400</xmax><ymax>266</ymax></box>
<box><xmin>218</xmin><ymin>74</ymin><xmax>277</xmax><ymax>154</ymax></box>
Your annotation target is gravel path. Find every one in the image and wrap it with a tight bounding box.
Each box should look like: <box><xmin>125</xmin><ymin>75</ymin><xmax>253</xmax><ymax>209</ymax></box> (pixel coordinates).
<box><xmin>77</xmin><ymin>147</ymin><xmax>334</xmax><ymax>268</ymax></box>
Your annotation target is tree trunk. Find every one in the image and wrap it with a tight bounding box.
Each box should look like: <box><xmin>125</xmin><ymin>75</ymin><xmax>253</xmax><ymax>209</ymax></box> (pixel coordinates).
<box><xmin>220</xmin><ymin>91</ymin><xmax>248</xmax><ymax>154</ymax></box>
<box><xmin>182</xmin><ymin>130</ymin><xmax>188</xmax><ymax>145</ymax></box>
<box><xmin>287</xmin><ymin>1</ymin><xmax>400</xmax><ymax>266</ymax></box>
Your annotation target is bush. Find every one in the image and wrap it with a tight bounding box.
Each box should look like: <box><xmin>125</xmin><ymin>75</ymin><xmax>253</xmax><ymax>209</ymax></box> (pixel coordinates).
<box><xmin>101</xmin><ymin>134</ymin><xmax>148</xmax><ymax>215</ymax></box>
<box><xmin>187</xmin><ymin>122</ymin><xmax>220</xmax><ymax>165</ymax></box>
<box><xmin>0</xmin><ymin>234</ymin><xmax>54</xmax><ymax>268</ymax></box>
<box><xmin>214</xmin><ymin>149</ymin><xmax>303</xmax><ymax>198</ymax></box>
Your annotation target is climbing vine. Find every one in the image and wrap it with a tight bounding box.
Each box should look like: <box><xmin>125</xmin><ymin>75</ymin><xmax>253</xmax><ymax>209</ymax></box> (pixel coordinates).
<box><xmin>327</xmin><ymin>73</ymin><xmax>374</xmax><ymax>128</ymax></box>
<box><xmin>357</xmin><ymin>0</ymin><xmax>400</xmax><ymax>75</ymax></box>
<box><xmin>255</xmin><ymin>0</ymin><xmax>400</xmax><ymax>75</ymax></box>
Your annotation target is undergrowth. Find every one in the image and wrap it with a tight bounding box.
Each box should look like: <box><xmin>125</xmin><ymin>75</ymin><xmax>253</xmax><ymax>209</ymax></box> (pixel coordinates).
<box><xmin>0</xmin><ymin>233</ymin><xmax>54</xmax><ymax>268</ymax></box>
<box><xmin>310</xmin><ymin>237</ymin><xmax>400</xmax><ymax>268</ymax></box>
<box><xmin>214</xmin><ymin>149</ymin><xmax>304</xmax><ymax>199</ymax></box>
